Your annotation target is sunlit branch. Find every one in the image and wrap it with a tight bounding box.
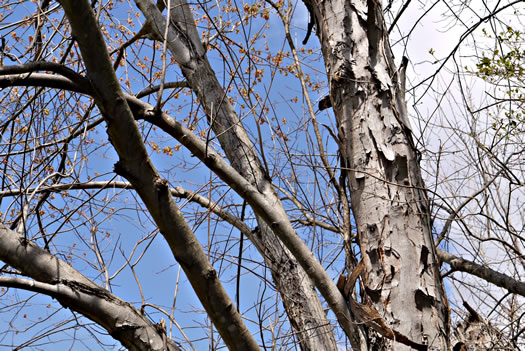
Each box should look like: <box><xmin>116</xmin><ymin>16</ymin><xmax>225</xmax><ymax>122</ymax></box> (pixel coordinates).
<box><xmin>136</xmin><ymin>81</ymin><xmax>189</xmax><ymax>98</ymax></box>
<box><xmin>0</xmin><ymin>73</ymin><xmax>89</xmax><ymax>95</ymax></box>
<box><xmin>0</xmin><ymin>224</ymin><xmax>182</xmax><ymax>350</ymax></box>
<box><xmin>0</xmin><ymin>62</ymin><xmax>87</xmax><ymax>84</ymax></box>
<box><xmin>126</xmin><ymin>94</ymin><xmax>356</xmax><ymax>338</ymax></box>
<box><xmin>439</xmin><ymin>250</ymin><xmax>525</xmax><ymax>297</ymax></box>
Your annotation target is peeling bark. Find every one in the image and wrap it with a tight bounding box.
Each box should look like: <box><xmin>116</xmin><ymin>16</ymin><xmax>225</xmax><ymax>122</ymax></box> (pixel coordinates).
<box><xmin>0</xmin><ymin>0</ymin><xmax>520</xmax><ymax>349</ymax></box>
<box><xmin>307</xmin><ymin>0</ymin><xmax>450</xmax><ymax>349</ymax></box>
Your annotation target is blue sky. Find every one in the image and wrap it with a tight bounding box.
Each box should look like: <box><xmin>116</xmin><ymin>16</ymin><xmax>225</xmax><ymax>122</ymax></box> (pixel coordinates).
<box><xmin>0</xmin><ymin>0</ymin><xmax>522</xmax><ymax>350</ymax></box>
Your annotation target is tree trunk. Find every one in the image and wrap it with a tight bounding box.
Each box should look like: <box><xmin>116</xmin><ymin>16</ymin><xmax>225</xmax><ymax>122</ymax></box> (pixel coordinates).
<box><xmin>133</xmin><ymin>1</ymin><xmax>338</xmax><ymax>349</ymax></box>
<box><xmin>307</xmin><ymin>0</ymin><xmax>450</xmax><ymax>349</ymax></box>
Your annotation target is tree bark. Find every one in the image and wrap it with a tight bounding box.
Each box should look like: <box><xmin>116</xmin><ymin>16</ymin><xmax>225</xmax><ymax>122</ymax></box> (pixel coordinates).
<box><xmin>57</xmin><ymin>1</ymin><xmax>259</xmax><ymax>350</ymax></box>
<box><xmin>133</xmin><ymin>1</ymin><xmax>338</xmax><ymax>349</ymax></box>
<box><xmin>0</xmin><ymin>0</ymin><xmax>522</xmax><ymax>349</ymax></box>
<box><xmin>0</xmin><ymin>224</ymin><xmax>181</xmax><ymax>351</ymax></box>
<box><xmin>307</xmin><ymin>0</ymin><xmax>450</xmax><ymax>349</ymax></box>
<box><xmin>438</xmin><ymin>250</ymin><xmax>525</xmax><ymax>297</ymax></box>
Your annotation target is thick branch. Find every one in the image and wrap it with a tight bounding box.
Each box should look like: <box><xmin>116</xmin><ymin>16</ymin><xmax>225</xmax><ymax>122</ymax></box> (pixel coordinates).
<box><xmin>57</xmin><ymin>1</ymin><xmax>259</xmax><ymax>350</ymax></box>
<box><xmin>0</xmin><ymin>73</ymin><xmax>89</xmax><ymax>94</ymax></box>
<box><xmin>133</xmin><ymin>1</ymin><xmax>340</xmax><ymax>349</ymax></box>
<box><xmin>0</xmin><ymin>61</ymin><xmax>89</xmax><ymax>84</ymax></box>
<box><xmin>438</xmin><ymin>250</ymin><xmax>525</xmax><ymax>297</ymax></box>
<box><xmin>0</xmin><ymin>13</ymin><xmax>344</xmax><ymax>347</ymax></box>
<box><xmin>128</xmin><ymin>98</ymin><xmax>356</xmax><ymax>341</ymax></box>
<box><xmin>0</xmin><ymin>224</ymin><xmax>180</xmax><ymax>351</ymax></box>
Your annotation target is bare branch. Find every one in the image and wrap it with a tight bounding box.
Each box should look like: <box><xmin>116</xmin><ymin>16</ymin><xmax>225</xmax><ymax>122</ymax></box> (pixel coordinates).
<box><xmin>438</xmin><ymin>250</ymin><xmax>525</xmax><ymax>297</ymax></box>
<box><xmin>0</xmin><ymin>224</ymin><xmax>181</xmax><ymax>351</ymax></box>
<box><xmin>57</xmin><ymin>1</ymin><xmax>259</xmax><ymax>349</ymax></box>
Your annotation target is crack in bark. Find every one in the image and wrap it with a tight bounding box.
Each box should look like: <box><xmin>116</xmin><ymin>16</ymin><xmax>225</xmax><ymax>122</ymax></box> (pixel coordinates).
<box><xmin>339</xmin><ymin>261</ymin><xmax>429</xmax><ymax>350</ymax></box>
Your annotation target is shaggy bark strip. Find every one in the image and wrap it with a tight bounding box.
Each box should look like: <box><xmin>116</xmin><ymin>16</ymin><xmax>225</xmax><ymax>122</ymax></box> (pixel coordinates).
<box><xmin>57</xmin><ymin>1</ymin><xmax>259</xmax><ymax>350</ymax></box>
<box><xmin>306</xmin><ymin>0</ymin><xmax>450</xmax><ymax>349</ymax></box>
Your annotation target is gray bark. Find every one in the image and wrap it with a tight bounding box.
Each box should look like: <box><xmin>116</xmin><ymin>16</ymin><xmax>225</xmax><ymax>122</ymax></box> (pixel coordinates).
<box><xmin>0</xmin><ymin>0</ymin><xmax>522</xmax><ymax>349</ymax></box>
<box><xmin>57</xmin><ymin>1</ymin><xmax>259</xmax><ymax>350</ymax></box>
<box><xmin>0</xmin><ymin>63</ymin><xmax>359</xmax><ymax>348</ymax></box>
<box><xmin>307</xmin><ymin>0</ymin><xmax>450</xmax><ymax>349</ymax></box>
<box><xmin>6</xmin><ymin>66</ymin><xmax>525</xmax><ymax>348</ymax></box>
<box><xmin>130</xmin><ymin>93</ymin><xmax>351</xmax><ymax>349</ymax></box>
<box><xmin>133</xmin><ymin>1</ymin><xmax>338</xmax><ymax>349</ymax></box>
<box><xmin>0</xmin><ymin>224</ymin><xmax>181</xmax><ymax>351</ymax></box>
<box><xmin>439</xmin><ymin>250</ymin><xmax>525</xmax><ymax>297</ymax></box>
